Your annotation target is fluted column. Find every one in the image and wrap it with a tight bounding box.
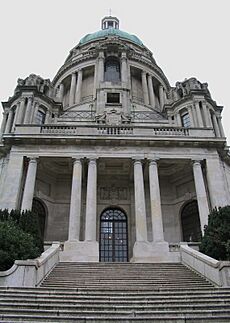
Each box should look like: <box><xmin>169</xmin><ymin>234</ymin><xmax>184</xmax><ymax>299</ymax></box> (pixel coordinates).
<box><xmin>212</xmin><ymin>113</ymin><xmax>220</xmax><ymax>137</ymax></box>
<box><xmin>69</xmin><ymin>73</ymin><xmax>77</xmax><ymax>106</ymax></box>
<box><xmin>24</xmin><ymin>97</ymin><xmax>33</xmax><ymax>124</ymax></box>
<box><xmin>121</xmin><ymin>52</ymin><xmax>128</xmax><ymax>84</ymax></box>
<box><xmin>187</xmin><ymin>106</ymin><xmax>194</xmax><ymax>127</ymax></box>
<box><xmin>192</xmin><ymin>160</ymin><xmax>210</xmax><ymax>234</ymax></box>
<box><xmin>149</xmin><ymin>159</ymin><xmax>164</xmax><ymax>242</ymax></box>
<box><xmin>16</xmin><ymin>98</ymin><xmax>26</xmax><ymax>124</ymax></box>
<box><xmin>195</xmin><ymin>101</ymin><xmax>203</xmax><ymax>127</ymax></box>
<box><xmin>68</xmin><ymin>158</ymin><xmax>82</xmax><ymax>241</ymax></box>
<box><xmin>85</xmin><ymin>158</ymin><xmax>97</xmax><ymax>241</ymax></box>
<box><xmin>217</xmin><ymin>115</ymin><xmax>225</xmax><ymax>137</ymax></box>
<box><xmin>148</xmin><ymin>75</ymin><xmax>156</xmax><ymax>108</ymax></box>
<box><xmin>5</xmin><ymin>110</ymin><xmax>14</xmax><ymax>133</ymax></box>
<box><xmin>133</xmin><ymin>159</ymin><xmax>148</xmax><ymax>242</ymax></box>
<box><xmin>75</xmin><ymin>69</ymin><xmax>83</xmax><ymax>104</ymax></box>
<box><xmin>0</xmin><ymin>112</ymin><xmax>8</xmax><ymax>135</ymax></box>
<box><xmin>141</xmin><ymin>71</ymin><xmax>149</xmax><ymax>105</ymax></box>
<box><xmin>12</xmin><ymin>102</ymin><xmax>21</xmax><ymax>130</ymax></box>
<box><xmin>21</xmin><ymin>158</ymin><xmax>38</xmax><ymax>211</ymax></box>
<box><xmin>93</xmin><ymin>64</ymin><xmax>98</xmax><ymax>99</ymax></box>
<box><xmin>59</xmin><ymin>83</ymin><xmax>64</xmax><ymax>102</ymax></box>
<box><xmin>159</xmin><ymin>85</ymin><xmax>165</xmax><ymax>111</ymax></box>
<box><xmin>97</xmin><ymin>51</ymin><xmax>104</xmax><ymax>84</ymax></box>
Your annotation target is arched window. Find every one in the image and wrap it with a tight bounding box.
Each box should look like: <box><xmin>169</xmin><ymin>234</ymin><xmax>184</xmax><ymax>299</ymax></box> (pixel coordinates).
<box><xmin>32</xmin><ymin>198</ymin><xmax>47</xmax><ymax>240</ymax></box>
<box><xmin>100</xmin><ymin>208</ymin><xmax>128</xmax><ymax>262</ymax></box>
<box><xmin>104</xmin><ymin>57</ymin><xmax>121</xmax><ymax>82</ymax></box>
<box><xmin>181</xmin><ymin>200</ymin><xmax>201</xmax><ymax>242</ymax></box>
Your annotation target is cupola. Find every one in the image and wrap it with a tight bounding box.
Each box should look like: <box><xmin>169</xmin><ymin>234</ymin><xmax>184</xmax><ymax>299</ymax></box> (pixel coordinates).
<box><xmin>101</xmin><ymin>16</ymin><xmax>119</xmax><ymax>30</ymax></box>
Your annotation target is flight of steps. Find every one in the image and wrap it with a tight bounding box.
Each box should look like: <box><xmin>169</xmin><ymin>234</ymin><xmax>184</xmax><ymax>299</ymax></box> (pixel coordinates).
<box><xmin>0</xmin><ymin>262</ymin><xmax>229</xmax><ymax>322</ymax></box>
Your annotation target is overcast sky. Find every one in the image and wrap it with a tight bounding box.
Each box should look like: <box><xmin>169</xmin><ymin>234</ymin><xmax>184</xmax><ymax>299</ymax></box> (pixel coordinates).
<box><xmin>0</xmin><ymin>0</ymin><xmax>229</xmax><ymax>144</ymax></box>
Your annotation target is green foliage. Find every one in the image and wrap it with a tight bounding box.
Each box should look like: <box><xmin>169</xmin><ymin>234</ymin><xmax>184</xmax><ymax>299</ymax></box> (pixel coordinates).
<box><xmin>200</xmin><ymin>206</ymin><xmax>230</xmax><ymax>261</ymax></box>
<box><xmin>0</xmin><ymin>221</ymin><xmax>40</xmax><ymax>271</ymax></box>
<box><xmin>0</xmin><ymin>209</ymin><xmax>44</xmax><ymax>271</ymax></box>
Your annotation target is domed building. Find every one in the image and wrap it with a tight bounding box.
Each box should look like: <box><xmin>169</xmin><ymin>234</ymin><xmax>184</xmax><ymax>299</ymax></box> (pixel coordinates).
<box><xmin>0</xmin><ymin>16</ymin><xmax>230</xmax><ymax>263</ymax></box>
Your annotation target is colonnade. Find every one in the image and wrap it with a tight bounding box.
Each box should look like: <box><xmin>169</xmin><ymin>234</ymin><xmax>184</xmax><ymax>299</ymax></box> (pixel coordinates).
<box><xmin>1</xmin><ymin>97</ymin><xmax>50</xmax><ymax>134</ymax></box>
<box><xmin>141</xmin><ymin>71</ymin><xmax>166</xmax><ymax>110</ymax></box>
<box><xmin>175</xmin><ymin>100</ymin><xmax>225</xmax><ymax>137</ymax></box>
<box><xmin>20</xmin><ymin>156</ymin><xmax>210</xmax><ymax>243</ymax></box>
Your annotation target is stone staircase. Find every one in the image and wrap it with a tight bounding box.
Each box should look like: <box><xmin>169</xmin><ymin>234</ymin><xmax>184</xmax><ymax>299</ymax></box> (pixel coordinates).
<box><xmin>0</xmin><ymin>262</ymin><xmax>230</xmax><ymax>322</ymax></box>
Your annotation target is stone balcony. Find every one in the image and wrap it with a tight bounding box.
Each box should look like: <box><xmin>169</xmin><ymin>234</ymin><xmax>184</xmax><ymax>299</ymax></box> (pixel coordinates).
<box><xmin>12</xmin><ymin>124</ymin><xmax>215</xmax><ymax>137</ymax></box>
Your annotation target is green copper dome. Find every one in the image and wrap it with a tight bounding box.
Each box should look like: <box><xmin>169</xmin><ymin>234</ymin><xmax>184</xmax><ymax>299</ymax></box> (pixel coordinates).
<box><xmin>79</xmin><ymin>28</ymin><xmax>143</xmax><ymax>47</ymax></box>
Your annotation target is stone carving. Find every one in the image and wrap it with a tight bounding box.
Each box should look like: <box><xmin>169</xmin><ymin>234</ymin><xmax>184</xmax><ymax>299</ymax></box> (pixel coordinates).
<box><xmin>60</xmin><ymin>111</ymin><xmax>96</xmax><ymax>120</ymax></box>
<box><xmin>100</xmin><ymin>186</ymin><xmax>128</xmax><ymax>200</ymax></box>
<box><xmin>97</xmin><ymin>109</ymin><xmax>131</xmax><ymax>125</ymax></box>
<box><xmin>15</xmin><ymin>74</ymin><xmax>53</xmax><ymax>96</ymax></box>
<box><xmin>174</xmin><ymin>77</ymin><xmax>210</xmax><ymax>100</ymax></box>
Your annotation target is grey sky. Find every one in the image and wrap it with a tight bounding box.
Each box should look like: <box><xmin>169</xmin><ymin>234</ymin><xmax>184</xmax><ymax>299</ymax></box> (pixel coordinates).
<box><xmin>0</xmin><ymin>0</ymin><xmax>229</xmax><ymax>144</ymax></box>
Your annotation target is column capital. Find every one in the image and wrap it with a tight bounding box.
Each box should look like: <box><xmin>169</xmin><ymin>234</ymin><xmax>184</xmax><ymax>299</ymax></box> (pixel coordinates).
<box><xmin>192</xmin><ymin>159</ymin><xmax>203</xmax><ymax>166</ymax></box>
<box><xmin>132</xmin><ymin>156</ymin><xmax>144</xmax><ymax>163</ymax></box>
<box><xmin>87</xmin><ymin>157</ymin><xmax>98</xmax><ymax>164</ymax></box>
<box><xmin>141</xmin><ymin>70</ymin><xmax>147</xmax><ymax>76</ymax></box>
<box><xmin>27</xmin><ymin>156</ymin><xmax>39</xmax><ymax>163</ymax></box>
<box><xmin>98</xmin><ymin>51</ymin><xmax>104</xmax><ymax>59</ymax></box>
<box><xmin>72</xmin><ymin>157</ymin><xmax>83</xmax><ymax>164</ymax></box>
<box><xmin>148</xmin><ymin>158</ymin><xmax>159</xmax><ymax>166</ymax></box>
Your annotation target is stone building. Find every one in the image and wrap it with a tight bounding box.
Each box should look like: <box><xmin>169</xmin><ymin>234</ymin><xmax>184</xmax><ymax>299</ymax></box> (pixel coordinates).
<box><xmin>0</xmin><ymin>16</ymin><xmax>230</xmax><ymax>263</ymax></box>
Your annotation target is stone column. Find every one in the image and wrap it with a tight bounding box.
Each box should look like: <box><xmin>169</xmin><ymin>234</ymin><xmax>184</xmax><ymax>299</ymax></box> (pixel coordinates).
<box><xmin>85</xmin><ymin>158</ymin><xmax>97</xmax><ymax>241</ymax></box>
<box><xmin>133</xmin><ymin>159</ymin><xmax>148</xmax><ymax>242</ymax></box>
<box><xmin>16</xmin><ymin>98</ymin><xmax>26</xmax><ymax>124</ymax></box>
<box><xmin>68</xmin><ymin>158</ymin><xmax>82</xmax><ymax>241</ymax></box>
<box><xmin>212</xmin><ymin>113</ymin><xmax>220</xmax><ymax>137</ymax></box>
<box><xmin>5</xmin><ymin>110</ymin><xmax>14</xmax><ymax>133</ymax></box>
<box><xmin>32</xmin><ymin>102</ymin><xmax>39</xmax><ymax>123</ymax></box>
<box><xmin>69</xmin><ymin>72</ymin><xmax>77</xmax><ymax>106</ymax></box>
<box><xmin>149</xmin><ymin>159</ymin><xmax>164</xmax><ymax>242</ymax></box>
<box><xmin>192</xmin><ymin>160</ymin><xmax>210</xmax><ymax>233</ymax></box>
<box><xmin>159</xmin><ymin>85</ymin><xmax>165</xmax><ymax>111</ymax></box>
<box><xmin>0</xmin><ymin>112</ymin><xmax>7</xmax><ymax>135</ymax></box>
<box><xmin>141</xmin><ymin>71</ymin><xmax>149</xmax><ymax>105</ymax></box>
<box><xmin>202</xmin><ymin>101</ymin><xmax>212</xmax><ymax>127</ymax></box>
<box><xmin>93</xmin><ymin>63</ymin><xmax>98</xmax><ymax>99</ymax></box>
<box><xmin>121</xmin><ymin>52</ymin><xmax>128</xmax><ymax>84</ymax></box>
<box><xmin>148</xmin><ymin>75</ymin><xmax>156</xmax><ymax>108</ymax></box>
<box><xmin>59</xmin><ymin>83</ymin><xmax>64</xmax><ymax>102</ymax></box>
<box><xmin>12</xmin><ymin>102</ymin><xmax>21</xmax><ymax>130</ymax></box>
<box><xmin>176</xmin><ymin>112</ymin><xmax>182</xmax><ymax>126</ymax></box>
<box><xmin>217</xmin><ymin>115</ymin><xmax>225</xmax><ymax>137</ymax></box>
<box><xmin>24</xmin><ymin>97</ymin><xmax>33</xmax><ymax>124</ymax></box>
<box><xmin>195</xmin><ymin>101</ymin><xmax>203</xmax><ymax>127</ymax></box>
<box><xmin>44</xmin><ymin>110</ymin><xmax>51</xmax><ymax>124</ymax></box>
<box><xmin>97</xmin><ymin>51</ymin><xmax>104</xmax><ymax>84</ymax></box>
<box><xmin>21</xmin><ymin>157</ymin><xmax>38</xmax><ymax>211</ymax></box>
<box><xmin>75</xmin><ymin>69</ymin><xmax>83</xmax><ymax>104</ymax></box>
<box><xmin>187</xmin><ymin>106</ymin><xmax>195</xmax><ymax>127</ymax></box>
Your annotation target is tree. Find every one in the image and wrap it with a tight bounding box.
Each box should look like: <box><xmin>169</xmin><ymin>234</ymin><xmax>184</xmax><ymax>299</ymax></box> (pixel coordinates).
<box><xmin>0</xmin><ymin>209</ymin><xmax>44</xmax><ymax>271</ymax></box>
<box><xmin>200</xmin><ymin>206</ymin><xmax>230</xmax><ymax>261</ymax></box>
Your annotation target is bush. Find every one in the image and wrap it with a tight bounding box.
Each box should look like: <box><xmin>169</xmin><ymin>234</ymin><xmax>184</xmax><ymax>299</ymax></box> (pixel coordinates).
<box><xmin>0</xmin><ymin>221</ymin><xmax>40</xmax><ymax>271</ymax></box>
<box><xmin>0</xmin><ymin>209</ymin><xmax>44</xmax><ymax>271</ymax></box>
<box><xmin>200</xmin><ymin>206</ymin><xmax>230</xmax><ymax>261</ymax></box>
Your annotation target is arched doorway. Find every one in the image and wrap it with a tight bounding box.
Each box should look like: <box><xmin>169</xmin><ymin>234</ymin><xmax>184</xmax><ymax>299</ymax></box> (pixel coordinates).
<box><xmin>100</xmin><ymin>208</ymin><xmax>128</xmax><ymax>262</ymax></box>
<box><xmin>32</xmin><ymin>198</ymin><xmax>46</xmax><ymax>240</ymax></box>
<box><xmin>181</xmin><ymin>200</ymin><xmax>202</xmax><ymax>242</ymax></box>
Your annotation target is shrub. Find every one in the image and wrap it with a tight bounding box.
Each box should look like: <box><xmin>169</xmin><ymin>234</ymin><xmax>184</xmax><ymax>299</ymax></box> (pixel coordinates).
<box><xmin>0</xmin><ymin>221</ymin><xmax>40</xmax><ymax>271</ymax></box>
<box><xmin>200</xmin><ymin>206</ymin><xmax>230</xmax><ymax>261</ymax></box>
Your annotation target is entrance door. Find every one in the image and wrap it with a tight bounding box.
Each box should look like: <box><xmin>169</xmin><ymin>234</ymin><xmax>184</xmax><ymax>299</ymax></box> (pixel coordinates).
<box><xmin>100</xmin><ymin>208</ymin><xmax>128</xmax><ymax>262</ymax></box>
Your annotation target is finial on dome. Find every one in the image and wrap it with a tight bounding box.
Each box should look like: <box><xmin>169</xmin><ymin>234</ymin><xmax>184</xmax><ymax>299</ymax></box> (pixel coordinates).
<box><xmin>101</xmin><ymin>16</ymin><xmax>119</xmax><ymax>30</ymax></box>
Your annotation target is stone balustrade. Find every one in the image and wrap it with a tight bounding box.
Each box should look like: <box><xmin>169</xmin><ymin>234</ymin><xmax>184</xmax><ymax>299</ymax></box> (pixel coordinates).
<box><xmin>11</xmin><ymin>124</ymin><xmax>217</xmax><ymax>139</ymax></box>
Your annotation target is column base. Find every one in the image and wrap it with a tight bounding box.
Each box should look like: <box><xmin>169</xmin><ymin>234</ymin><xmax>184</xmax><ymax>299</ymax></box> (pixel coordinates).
<box><xmin>131</xmin><ymin>241</ymin><xmax>179</xmax><ymax>263</ymax></box>
<box><xmin>60</xmin><ymin>240</ymin><xmax>99</xmax><ymax>262</ymax></box>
